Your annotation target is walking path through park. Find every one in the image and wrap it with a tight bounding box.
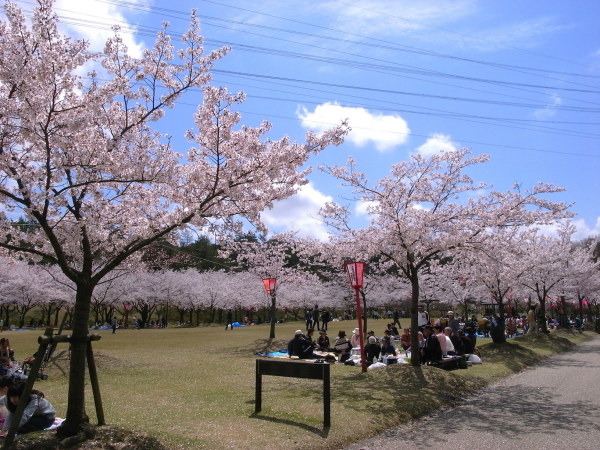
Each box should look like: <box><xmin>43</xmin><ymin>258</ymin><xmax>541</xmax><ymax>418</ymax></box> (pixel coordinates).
<box><xmin>346</xmin><ymin>334</ymin><xmax>600</xmax><ymax>450</ymax></box>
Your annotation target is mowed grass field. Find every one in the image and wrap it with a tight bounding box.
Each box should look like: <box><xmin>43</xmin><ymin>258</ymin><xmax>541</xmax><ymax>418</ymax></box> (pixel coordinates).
<box><xmin>3</xmin><ymin>322</ymin><xmax>591</xmax><ymax>449</ymax></box>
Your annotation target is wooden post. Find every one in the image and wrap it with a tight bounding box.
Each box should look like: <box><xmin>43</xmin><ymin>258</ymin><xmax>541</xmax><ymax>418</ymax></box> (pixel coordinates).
<box><xmin>86</xmin><ymin>337</ymin><xmax>105</xmax><ymax>425</ymax></box>
<box><xmin>255</xmin><ymin>360</ymin><xmax>262</xmax><ymax>414</ymax></box>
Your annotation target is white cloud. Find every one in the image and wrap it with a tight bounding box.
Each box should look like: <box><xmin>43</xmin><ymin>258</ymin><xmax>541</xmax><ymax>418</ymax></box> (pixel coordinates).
<box><xmin>414</xmin><ymin>133</ymin><xmax>458</xmax><ymax>157</ymax></box>
<box><xmin>317</xmin><ymin>0</ymin><xmax>477</xmax><ymax>38</ymax></box>
<box><xmin>355</xmin><ymin>200</ymin><xmax>378</xmax><ymax>217</ymax></box>
<box><xmin>448</xmin><ymin>17</ymin><xmax>570</xmax><ymax>52</ymax></box>
<box><xmin>531</xmin><ymin>92</ymin><xmax>562</xmax><ymax>120</ymax></box>
<box><xmin>530</xmin><ymin>218</ymin><xmax>600</xmax><ymax>241</ymax></box>
<box><xmin>261</xmin><ymin>183</ymin><xmax>333</xmax><ymax>240</ymax></box>
<box><xmin>298</xmin><ymin>102</ymin><xmax>410</xmax><ymax>152</ymax></box>
<box><xmin>572</xmin><ymin>217</ymin><xmax>600</xmax><ymax>240</ymax></box>
<box><xmin>54</xmin><ymin>0</ymin><xmax>147</xmax><ymax>57</ymax></box>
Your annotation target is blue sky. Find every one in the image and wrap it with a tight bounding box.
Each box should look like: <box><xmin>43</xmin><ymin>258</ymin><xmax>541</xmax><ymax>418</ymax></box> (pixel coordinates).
<box><xmin>10</xmin><ymin>0</ymin><xmax>600</xmax><ymax>241</ymax></box>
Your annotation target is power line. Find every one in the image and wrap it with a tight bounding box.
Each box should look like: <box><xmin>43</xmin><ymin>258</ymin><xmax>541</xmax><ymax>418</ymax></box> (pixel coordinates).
<box><xmin>213</xmin><ymin>69</ymin><xmax>600</xmax><ymax>113</ymax></box>
<box><xmin>9</xmin><ymin>1</ymin><xmax>600</xmax><ymax>159</ymax></box>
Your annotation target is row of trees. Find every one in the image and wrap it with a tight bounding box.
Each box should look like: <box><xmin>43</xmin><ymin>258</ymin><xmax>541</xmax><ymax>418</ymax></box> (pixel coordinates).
<box><xmin>1</xmin><ymin>219</ymin><xmax>597</xmax><ymax>336</ymax></box>
<box><xmin>0</xmin><ymin>1</ymin><xmax>597</xmax><ymax>439</ymax></box>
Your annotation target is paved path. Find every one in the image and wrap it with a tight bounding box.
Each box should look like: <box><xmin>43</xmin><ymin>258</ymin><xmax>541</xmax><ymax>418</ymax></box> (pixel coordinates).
<box><xmin>346</xmin><ymin>334</ymin><xmax>600</xmax><ymax>450</ymax></box>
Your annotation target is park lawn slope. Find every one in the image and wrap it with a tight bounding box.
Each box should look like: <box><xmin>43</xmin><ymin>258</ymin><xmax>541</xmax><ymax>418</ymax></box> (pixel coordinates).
<box><xmin>3</xmin><ymin>324</ymin><xmax>593</xmax><ymax>449</ymax></box>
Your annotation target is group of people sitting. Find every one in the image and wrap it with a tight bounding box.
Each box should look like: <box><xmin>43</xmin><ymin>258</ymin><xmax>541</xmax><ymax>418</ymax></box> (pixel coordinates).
<box><xmin>287</xmin><ymin>315</ymin><xmax>477</xmax><ymax>367</ymax></box>
<box><xmin>0</xmin><ymin>376</ymin><xmax>56</xmax><ymax>436</ymax></box>
<box><xmin>286</xmin><ymin>327</ymin><xmax>400</xmax><ymax>365</ymax></box>
<box><xmin>419</xmin><ymin>325</ymin><xmax>475</xmax><ymax>364</ymax></box>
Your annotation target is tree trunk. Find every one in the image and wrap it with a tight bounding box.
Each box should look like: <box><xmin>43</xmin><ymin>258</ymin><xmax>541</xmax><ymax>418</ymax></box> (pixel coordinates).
<box><xmin>56</xmin><ymin>284</ymin><xmax>94</xmax><ymax>438</ymax></box>
<box><xmin>491</xmin><ymin>298</ymin><xmax>507</xmax><ymax>344</ymax></box>
<box><xmin>538</xmin><ymin>296</ymin><xmax>549</xmax><ymax>333</ymax></box>
<box><xmin>269</xmin><ymin>293</ymin><xmax>276</xmax><ymax>339</ymax></box>
<box><xmin>361</xmin><ymin>291</ymin><xmax>368</xmax><ymax>337</ymax></box>
<box><xmin>409</xmin><ymin>271</ymin><xmax>421</xmax><ymax>366</ymax></box>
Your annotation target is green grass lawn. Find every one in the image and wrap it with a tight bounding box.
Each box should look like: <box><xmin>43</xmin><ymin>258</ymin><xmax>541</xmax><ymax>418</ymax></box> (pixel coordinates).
<box><xmin>3</xmin><ymin>322</ymin><xmax>593</xmax><ymax>449</ymax></box>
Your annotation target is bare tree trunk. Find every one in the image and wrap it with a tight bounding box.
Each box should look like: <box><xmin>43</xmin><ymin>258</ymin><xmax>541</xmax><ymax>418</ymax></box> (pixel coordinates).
<box><xmin>409</xmin><ymin>270</ymin><xmax>421</xmax><ymax>366</ymax></box>
<box><xmin>269</xmin><ymin>293</ymin><xmax>277</xmax><ymax>339</ymax></box>
<box><xmin>57</xmin><ymin>284</ymin><xmax>93</xmax><ymax>438</ymax></box>
<box><xmin>361</xmin><ymin>291</ymin><xmax>368</xmax><ymax>337</ymax></box>
<box><xmin>491</xmin><ymin>299</ymin><xmax>507</xmax><ymax>344</ymax></box>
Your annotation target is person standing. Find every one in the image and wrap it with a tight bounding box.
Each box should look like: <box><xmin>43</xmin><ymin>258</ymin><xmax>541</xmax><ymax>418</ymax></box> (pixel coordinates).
<box><xmin>305</xmin><ymin>308</ymin><xmax>314</xmax><ymax>331</ymax></box>
<box><xmin>527</xmin><ymin>306</ymin><xmax>537</xmax><ymax>334</ymax></box>
<box><xmin>393</xmin><ymin>309</ymin><xmax>402</xmax><ymax>329</ymax></box>
<box><xmin>321</xmin><ymin>310</ymin><xmax>330</xmax><ymax>331</ymax></box>
<box><xmin>417</xmin><ymin>305</ymin><xmax>430</xmax><ymax>330</ymax></box>
<box><xmin>312</xmin><ymin>304</ymin><xmax>320</xmax><ymax>331</ymax></box>
<box><xmin>111</xmin><ymin>317</ymin><xmax>117</xmax><ymax>334</ymax></box>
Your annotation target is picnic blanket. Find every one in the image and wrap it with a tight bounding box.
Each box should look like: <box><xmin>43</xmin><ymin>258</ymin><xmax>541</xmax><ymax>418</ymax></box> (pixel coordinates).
<box><xmin>46</xmin><ymin>417</ymin><xmax>65</xmax><ymax>430</ymax></box>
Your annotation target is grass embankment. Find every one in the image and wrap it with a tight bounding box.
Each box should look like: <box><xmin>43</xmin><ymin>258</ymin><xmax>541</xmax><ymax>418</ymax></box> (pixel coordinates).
<box><xmin>3</xmin><ymin>323</ymin><xmax>592</xmax><ymax>449</ymax></box>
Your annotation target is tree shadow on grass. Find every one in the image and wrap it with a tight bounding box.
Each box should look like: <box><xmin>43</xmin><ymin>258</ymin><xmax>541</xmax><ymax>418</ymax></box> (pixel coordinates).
<box><xmin>321</xmin><ymin>364</ymin><xmax>486</xmax><ymax>428</ymax></box>
<box><xmin>249</xmin><ymin>413</ymin><xmax>330</xmax><ymax>438</ymax></box>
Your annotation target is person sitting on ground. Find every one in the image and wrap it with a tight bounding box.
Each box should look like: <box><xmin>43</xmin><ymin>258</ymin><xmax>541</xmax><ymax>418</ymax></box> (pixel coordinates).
<box><xmin>383</xmin><ymin>329</ymin><xmax>394</xmax><ymax>344</ymax></box>
<box><xmin>433</xmin><ymin>325</ymin><xmax>447</xmax><ymax>356</ymax></box>
<box><xmin>386</xmin><ymin>323</ymin><xmax>399</xmax><ymax>337</ymax></box>
<box><xmin>447</xmin><ymin>311</ymin><xmax>460</xmax><ymax>336</ymax></box>
<box><xmin>0</xmin><ymin>376</ymin><xmax>14</xmax><ymax>419</ymax></box>
<box><xmin>400</xmin><ymin>328</ymin><xmax>411</xmax><ymax>350</ymax></box>
<box><xmin>0</xmin><ymin>358</ymin><xmax>16</xmax><ymax>378</ymax></box>
<box><xmin>0</xmin><ymin>339</ymin><xmax>15</xmax><ymax>363</ymax></box>
<box><xmin>364</xmin><ymin>336</ymin><xmax>382</xmax><ymax>365</ymax></box>
<box><xmin>306</xmin><ymin>328</ymin><xmax>316</xmax><ymax>346</ymax></box>
<box><xmin>458</xmin><ymin>328</ymin><xmax>474</xmax><ymax>354</ymax></box>
<box><xmin>2</xmin><ymin>382</ymin><xmax>56</xmax><ymax>435</ymax></box>
<box><xmin>379</xmin><ymin>336</ymin><xmax>396</xmax><ymax>357</ymax></box>
<box><xmin>421</xmin><ymin>325</ymin><xmax>442</xmax><ymax>365</ymax></box>
<box><xmin>334</xmin><ymin>330</ymin><xmax>352</xmax><ymax>363</ymax></box>
<box><xmin>317</xmin><ymin>330</ymin><xmax>330</xmax><ymax>351</ymax></box>
<box><xmin>443</xmin><ymin>327</ymin><xmax>456</xmax><ymax>356</ymax></box>
<box><xmin>350</xmin><ymin>328</ymin><xmax>361</xmax><ymax>348</ymax></box>
<box><xmin>450</xmin><ymin>328</ymin><xmax>465</xmax><ymax>355</ymax></box>
<box><xmin>418</xmin><ymin>331</ymin><xmax>425</xmax><ymax>348</ymax></box>
<box><xmin>417</xmin><ymin>305</ymin><xmax>430</xmax><ymax>330</ymax></box>
<box><xmin>288</xmin><ymin>330</ymin><xmax>315</xmax><ymax>359</ymax></box>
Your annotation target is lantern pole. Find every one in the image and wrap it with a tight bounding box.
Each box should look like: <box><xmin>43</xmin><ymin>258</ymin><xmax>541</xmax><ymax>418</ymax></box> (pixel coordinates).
<box><xmin>344</xmin><ymin>262</ymin><xmax>367</xmax><ymax>373</ymax></box>
<box><xmin>262</xmin><ymin>278</ymin><xmax>278</xmax><ymax>339</ymax></box>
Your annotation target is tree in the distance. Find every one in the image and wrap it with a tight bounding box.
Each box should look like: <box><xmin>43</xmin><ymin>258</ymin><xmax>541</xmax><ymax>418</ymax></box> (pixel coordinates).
<box><xmin>0</xmin><ymin>1</ymin><xmax>346</xmax><ymax>438</ymax></box>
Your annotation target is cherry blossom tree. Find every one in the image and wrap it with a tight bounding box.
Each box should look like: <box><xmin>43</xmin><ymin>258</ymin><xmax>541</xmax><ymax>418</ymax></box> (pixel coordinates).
<box><xmin>520</xmin><ymin>223</ymin><xmax>600</xmax><ymax>330</ymax></box>
<box><xmin>321</xmin><ymin>148</ymin><xmax>571</xmax><ymax>361</ymax></box>
<box><xmin>454</xmin><ymin>228</ymin><xmax>533</xmax><ymax>343</ymax></box>
<box><xmin>222</xmin><ymin>233</ymin><xmax>320</xmax><ymax>338</ymax></box>
<box><xmin>429</xmin><ymin>259</ymin><xmax>489</xmax><ymax>319</ymax></box>
<box><xmin>0</xmin><ymin>258</ymin><xmax>68</xmax><ymax>327</ymax></box>
<box><xmin>0</xmin><ymin>1</ymin><xmax>346</xmax><ymax>437</ymax></box>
